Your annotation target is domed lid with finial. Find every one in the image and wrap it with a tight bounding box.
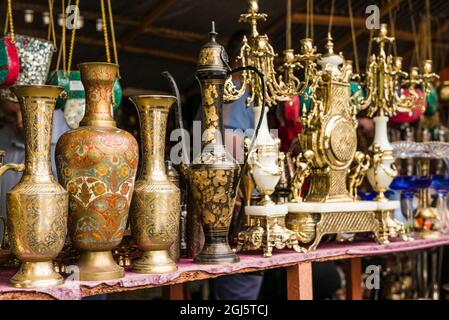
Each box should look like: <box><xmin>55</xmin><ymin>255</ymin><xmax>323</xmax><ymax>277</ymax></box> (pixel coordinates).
<box><xmin>197</xmin><ymin>21</ymin><xmax>228</xmax><ymax>73</ymax></box>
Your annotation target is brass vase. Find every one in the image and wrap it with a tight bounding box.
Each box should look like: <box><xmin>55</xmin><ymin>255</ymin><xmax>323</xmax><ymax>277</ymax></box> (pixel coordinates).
<box><xmin>129</xmin><ymin>95</ymin><xmax>180</xmax><ymax>274</ymax></box>
<box><xmin>56</xmin><ymin>63</ymin><xmax>139</xmax><ymax>281</ymax></box>
<box><xmin>4</xmin><ymin>85</ymin><xmax>67</xmax><ymax>288</ymax></box>
<box><xmin>189</xmin><ymin>29</ymin><xmax>239</xmax><ymax>264</ymax></box>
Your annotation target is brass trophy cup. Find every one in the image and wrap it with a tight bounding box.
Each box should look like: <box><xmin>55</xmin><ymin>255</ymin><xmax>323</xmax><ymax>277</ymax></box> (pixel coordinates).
<box><xmin>189</xmin><ymin>27</ymin><xmax>240</xmax><ymax>264</ymax></box>
<box><xmin>129</xmin><ymin>95</ymin><xmax>180</xmax><ymax>273</ymax></box>
<box><xmin>0</xmin><ymin>85</ymin><xmax>68</xmax><ymax>288</ymax></box>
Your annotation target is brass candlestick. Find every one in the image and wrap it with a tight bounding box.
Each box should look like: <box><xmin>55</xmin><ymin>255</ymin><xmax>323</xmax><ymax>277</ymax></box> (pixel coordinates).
<box><xmin>361</xmin><ymin>24</ymin><xmax>438</xmax><ymax>199</ymax></box>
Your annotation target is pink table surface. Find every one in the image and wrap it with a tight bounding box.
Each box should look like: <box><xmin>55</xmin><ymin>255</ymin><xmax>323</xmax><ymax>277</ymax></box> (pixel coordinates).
<box><xmin>1</xmin><ymin>235</ymin><xmax>449</xmax><ymax>300</ymax></box>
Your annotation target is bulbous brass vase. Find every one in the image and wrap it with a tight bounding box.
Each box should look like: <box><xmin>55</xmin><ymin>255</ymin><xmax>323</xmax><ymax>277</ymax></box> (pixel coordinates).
<box><xmin>129</xmin><ymin>95</ymin><xmax>180</xmax><ymax>273</ymax></box>
<box><xmin>6</xmin><ymin>85</ymin><xmax>68</xmax><ymax>288</ymax></box>
<box><xmin>56</xmin><ymin>63</ymin><xmax>139</xmax><ymax>281</ymax></box>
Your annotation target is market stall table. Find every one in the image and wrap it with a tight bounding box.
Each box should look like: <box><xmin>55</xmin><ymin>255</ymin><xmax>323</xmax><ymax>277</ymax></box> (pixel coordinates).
<box><xmin>1</xmin><ymin>235</ymin><xmax>449</xmax><ymax>300</ymax></box>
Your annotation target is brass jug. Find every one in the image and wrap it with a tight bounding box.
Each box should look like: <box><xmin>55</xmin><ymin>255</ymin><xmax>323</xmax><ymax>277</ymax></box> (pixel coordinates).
<box><xmin>189</xmin><ymin>29</ymin><xmax>240</xmax><ymax>264</ymax></box>
<box><xmin>129</xmin><ymin>95</ymin><xmax>180</xmax><ymax>273</ymax></box>
<box><xmin>165</xmin><ymin>160</ymin><xmax>181</xmax><ymax>262</ymax></box>
<box><xmin>2</xmin><ymin>85</ymin><xmax>68</xmax><ymax>288</ymax></box>
<box><xmin>56</xmin><ymin>63</ymin><xmax>139</xmax><ymax>281</ymax></box>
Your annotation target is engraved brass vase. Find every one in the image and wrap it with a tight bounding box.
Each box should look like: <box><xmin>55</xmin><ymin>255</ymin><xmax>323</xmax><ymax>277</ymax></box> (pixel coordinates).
<box><xmin>6</xmin><ymin>85</ymin><xmax>67</xmax><ymax>288</ymax></box>
<box><xmin>189</xmin><ymin>29</ymin><xmax>240</xmax><ymax>264</ymax></box>
<box><xmin>56</xmin><ymin>63</ymin><xmax>139</xmax><ymax>281</ymax></box>
<box><xmin>129</xmin><ymin>95</ymin><xmax>180</xmax><ymax>273</ymax></box>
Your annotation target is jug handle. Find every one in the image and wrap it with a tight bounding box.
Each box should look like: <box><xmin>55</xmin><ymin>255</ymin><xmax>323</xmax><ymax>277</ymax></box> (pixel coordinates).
<box><xmin>222</xmin><ymin>57</ymin><xmax>267</xmax><ymax>197</ymax></box>
<box><xmin>0</xmin><ymin>163</ymin><xmax>25</xmax><ymax>177</ymax></box>
<box><xmin>161</xmin><ymin>71</ymin><xmax>190</xmax><ymax>169</ymax></box>
<box><xmin>0</xmin><ymin>162</ymin><xmax>24</xmax><ymax>249</ymax></box>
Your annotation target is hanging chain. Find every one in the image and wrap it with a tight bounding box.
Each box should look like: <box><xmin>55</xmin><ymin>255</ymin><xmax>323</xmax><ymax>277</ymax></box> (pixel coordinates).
<box><xmin>67</xmin><ymin>0</ymin><xmax>79</xmax><ymax>74</ymax></box>
<box><xmin>100</xmin><ymin>0</ymin><xmax>111</xmax><ymax>63</ymax></box>
<box><xmin>328</xmin><ymin>0</ymin><xmax>335</xmax><ymax>35</ymax></box>
<box><xmin>105</xmin><ymin>0</ymin><xmax>117</xmax><ymax>104</ymax></box>
<box><xmin>55</xmin><ymin>0</ymin><xmax>67</xmax><ymax>73</ymax></box>
<box><xmin>306</xmin><ymin>0</ymin><xmax>310</xmax><ymax>38</ymax></box>
<box><xmin>310</xmin><ymin>0</ymin><xmax>314</xmax><ymax>40</ymax></box>
<box><xmin>348</xmin><ymin>0</ymin><xmax>360</xmax><ymax>75</ymax></box>
<box><xmin>286</xmin><ymin>0</ymin><xmax>291</xmax><ymax>50</ymax></box>
<box><xmin>55</xmin><ymin>0</ymin><xmax>64</xmax><ymax>72</ymax></box>
<box><xmin>408</xmin><ymin>0</ymin><xmax>420</xmax><ymax>65</ymax></box>
<box><xmin>306</xmin><ymin>0</ymin><xmax>314</xmax><ymax>40</ymax></box>
<box><xmin>388</xmin><ymin>2</ymin><xmax>398</xmax><ymax>57</ymax></box>
<box><xmin>107</xmin><ymin>0</ymin><xmax>118</xmax><ymax>65</ymax></box>
<box><xmin>48</xmin><ymin>0</ymin><xmax>57</xmax><ymax>51</ymax></box>
<box><xmin>425</xmin><ymin>0</ymin><xmax>432</xmax><ymax>60</ymax></box>
<box><xmin>366</xmin><ymin>29</ymin><xmax>374</xmax><ymax>63</ymax></box>
<box><xmin>4</xmin><ymin>0</ymin><xmax>15</xmax><ymax>44</ymax></box>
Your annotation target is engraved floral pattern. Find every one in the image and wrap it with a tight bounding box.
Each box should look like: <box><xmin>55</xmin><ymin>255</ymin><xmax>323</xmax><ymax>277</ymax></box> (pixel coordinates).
<box><xmin>56</xmin><ymin>64</ymin><xmax>139</xmax><ymax>252</ymax></box>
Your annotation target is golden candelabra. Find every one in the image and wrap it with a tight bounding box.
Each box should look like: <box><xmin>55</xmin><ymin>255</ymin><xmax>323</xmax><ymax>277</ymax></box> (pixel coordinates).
<box><xmin>224</xmin><ymin>0</ymin><xmax>297</xmax><ymax>106</ymax></box>
<box><xmin>227</xmin><ymin>0</ymin><xmax>309</xmax><ymax>256</ymax></box>
<box><xmin>363</xmin><ymin>24</ymin><xmax>438</xmax><ymax>119</ymax></box>
<box><xmin>360</xmin><ymin>24</ymin><xmax>438</xmax><ymax>241</ymax></box>
<box><xmin>283</xmin><ymin>31</ymin><xmax>411</xmax><ymax>251</ymax></box>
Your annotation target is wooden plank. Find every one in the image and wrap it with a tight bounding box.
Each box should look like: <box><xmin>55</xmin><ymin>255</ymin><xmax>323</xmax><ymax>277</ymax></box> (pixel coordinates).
<box><xmin>292</xmin><ymin>13</ymin><xmax>366</xmax><ymax>27</ymax></box>
<box><xmin>14</xmin><ymin>1</ymin><xmax>207</xmax><ymax>44</ymax></box>
<box><xmin>0</xmin><ymin>291</ymin><xmax>55</xmax><ymax>300</ymax></box>
<box><xmin>15</xmin><ymin>28</ymin><xmax>197</xmax><ymax>64</ymax></box>
<box><xmin>286</xmin><ymin>262</ymin><xmax>313</xmax><ymax>300</ymax></box>
<box><xmin>163</xmin><ymin>284</ymin><xmax>185</xmax><ymax>300</ymax></box>
<box><xmin>1</xmin><ymin>236</ymin><xmax>449</xmax><ymax>300</ymax></box>
<box><xmin>119</xmin><ymin>0</ymin><xmax>176</xmax><ymax>46</ymax></box>
<box><xmin>345</xmin><ymin>257</ymin><xmax>363</xmax><ymax>300</ymax></box>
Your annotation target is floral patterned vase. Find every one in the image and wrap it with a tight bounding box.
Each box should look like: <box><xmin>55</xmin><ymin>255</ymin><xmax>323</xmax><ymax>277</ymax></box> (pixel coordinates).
<box><xmin>56</xmin><ymin>62</ymin><xmax>138</xmax><ymax>281</ymax></box>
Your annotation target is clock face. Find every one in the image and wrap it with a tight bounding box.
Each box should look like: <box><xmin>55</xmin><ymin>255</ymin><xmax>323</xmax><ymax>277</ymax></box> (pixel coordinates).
<box><xmin>329</xmin><ymin>117</ymin><xmax>357</xmax><ymax>164</ymax></box>
<box><xmin>320</xmin><ymin>114</ymin><xmax>357</xmax><ymax>171</ymax></box>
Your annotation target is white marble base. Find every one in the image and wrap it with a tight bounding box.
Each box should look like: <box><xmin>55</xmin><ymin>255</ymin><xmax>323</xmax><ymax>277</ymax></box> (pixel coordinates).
<box><xmin>376</xmin><ymin>200</ymin><xmax>400</xmax><ymax>210</ymax></box>
<box><xmin>287</xmin><ymin>200</ymin><xmax>400</xmax><ymax>213</ymax></box>
<box><xmin>288</xmin><ymin>201</ymin><xmax>377</xmax><ymax>213</ymax></box>
<box><xmin>245</xmin><ymin>204</ymin><xmax>288</xmax><ymax>217</ymax></box>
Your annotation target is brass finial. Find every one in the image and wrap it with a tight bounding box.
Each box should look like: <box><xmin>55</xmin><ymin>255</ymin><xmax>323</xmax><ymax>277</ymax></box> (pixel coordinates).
<box><xmin>325</xmin><ymin>32</ymin><xmax>334</xmax><ymax>55</ymax></box>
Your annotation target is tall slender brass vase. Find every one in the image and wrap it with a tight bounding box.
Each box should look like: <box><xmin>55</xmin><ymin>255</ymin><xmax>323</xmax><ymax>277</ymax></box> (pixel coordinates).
<box><xmin>129</xmin><ymin>95</ymin><xmax>180</xmax><ymax>273</ymax></box>
<box><xmin>190</xmin><ymin>30</ymin><xmax>240</xmax><ymax>264</ymax></box>
<box><xmin>56</xmin><ymin>63</ymin><xmax>138</xmax><ymax>281</ymax></box>
<box><xmin>5</xmin><ymin>85</ymin><xmax>67</xmax><ymax>288</ymax></box>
